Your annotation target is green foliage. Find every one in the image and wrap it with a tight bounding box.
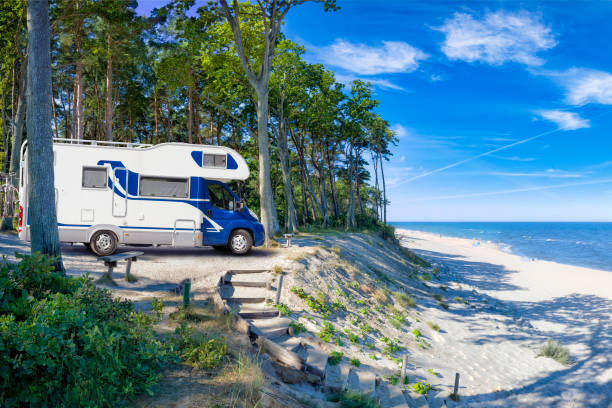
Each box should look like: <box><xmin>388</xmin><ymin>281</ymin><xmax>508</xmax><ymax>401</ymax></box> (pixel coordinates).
<box><xmin>346</xmin><ymin>331</ymin><xmax>360</xmax><ymax>344</ymax></box>
<box><xmin>289</xmin><ymin>320</ymin><xmax>306</xmax><ymax>335</ymax></box>
<box><xmin>318</xmin><ymin>322</ymin><xmax>335</xmax><ymax>343</ymax></box>
<box><xmin>170</xmin><ymin>323</ymin><xmax>228</xmax><ymax>370</ymax></box>
<box><xmin>327</xmin><ymin>390</ymin><xmax>380</xmax><ymax>408</ymax></box>
<box><xmin>275</xmin><ymin>303</ymin><xmax>292</xmax><ymax>316</ymax></box>
<box><xmin>290</xmin><ymin>286</ymin><xmax>331</xmax><ymax>317</ymax></box>
<box><xmin>536</xmin><ymin>339</ymin><xmax>572</xmax><ymax>366</ymax></box>
<box><xmin>381</xmin><ymin>337</ymin><xmax>402</xmax><ymax>356</ymax></box>
<box><xmin>349</xmin><ymin>358</ymin><xmax>361</xmax><ymax>367</ymax></box>
<box><xmin>411</xmin><ymin>329</ymin><xmax>421</xmax><ymax>338</ymax></box>
<box><xmin>438</xmin><ymin>302</ymin><xmax>449</xmax><ymax>310</ymax></box>
<box><xmin>433</xmin><ymin>294</ymin><xmax>443</xmax><ymax>302</ymax></box>
<box><xmin>0</xmin><ymin>254</ymin><xmax>170</xmax><ymax>407</ymax></box>
<box><xmin>359</xmin><ymin>322</ymin><xmax>372</xmax><ymax>336</ymax></box>
<box><xmin>412</xmin><ymin>381</ymin><xmax>434</xmax><ymax>395</ymax></box>
<box><xmin>427</xmin><ymin>368</ymin><xmax>441</xmax><ymax>377</ymax></box>
<box><xmin>399</xmin><ymin>247</ymin><xmax>431</xmax><ymax>268</ymax></box>
<box><xmin>328</xmin><ymin>351</ymin><xmax>343</xmax><ymax>365</ymax></box>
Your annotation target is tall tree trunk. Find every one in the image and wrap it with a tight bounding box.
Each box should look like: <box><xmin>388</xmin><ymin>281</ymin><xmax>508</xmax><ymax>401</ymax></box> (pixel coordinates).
<box><xmin>153</xmin><ymin>90</ymin><xmax>159</xmax><ymax>143</ymax></box>
<box><xmin>372</xmin><ymin>151</ymin><xmax>380</xmax><ymax>221</ymax></box>
<box><xmin>26</xmin><ymin>0</ymin><xmax>64</xmax><ymax>272</ymax></box>
<box><xmin>312</xmin><ymin>145</ymin><xmax>329</xmax><ymax>227</ymax></box>
<box><xmin>380</xmin><ymin>152</ymin><xmax>387</xmax><ymax>225</ymax></box>
<box><xmin>254</xmin><ymin>84</ymin><xmax>277</xmax><ymax>242</ymax></box>
<box><xmin>345</xmin><ymin>146</ymin><xmax>356</xmax><ymax>230</ymax></box>
<box><xmin>167</xmin><ymin>98</ymin><xmax>173</xmax><ymax>142</ymax></box>
<box><xmin>2</xmin><ymin>90</ymin><xmax>9</xmax><ymax>172</ymax></box>
<box><xmin>10</xmin><ymin>57</ymin><xmax>27</xmax><ymax>185</ymax></box>
<box><xmin>187</xmin><ymin>84</ymin><xmax>193</xmax><ymax>144</ymax></box>
<box><xmin>326</xmin><ymin>147</ymin><xmax>339</xmax><ymax>219</ymax></box>
<box><xmin>277</xmin><ymin>116</ymin><xmax>297</xmax><ymax>232</ymax></box>
<box><xmin>51</xmin><ymin>85</ymin><xmax>59</xmax><ymax>139</ymax></box>
<box><xmin>105</xmin><ymin>31</ymin><xmax>113</xmax><ymax>141</ymax></box>
<box><xmin>73</xmin><ymin>22</ymin><xmax>84</xmax><ymax>140</ymax></box>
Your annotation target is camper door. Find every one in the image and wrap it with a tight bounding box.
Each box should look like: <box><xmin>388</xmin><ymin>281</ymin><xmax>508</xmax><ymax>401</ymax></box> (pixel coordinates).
<box><xmin>112</xmin><ymin>168</ymin><xmax>128</xmax><ymax>217</ymax></box>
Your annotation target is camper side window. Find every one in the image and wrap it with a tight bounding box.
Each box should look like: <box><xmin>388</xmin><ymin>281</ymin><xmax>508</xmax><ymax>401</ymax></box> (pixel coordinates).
<box><xmin>82</xmin><ymin>167</ymin><xmax>108</xmax><ymax>189</ymax></box>
<box><xmin>202</xmin><ymin>154</ymin><xmax>227</xmax><ymax>168</ymax></box>
<box><xmin>139</xmin><ymin>176</ymin><xmax>189</xmax><ymax>198</ymax></box>
<box><xmin>208</xmin><ymin>184</ymin><xmax>234</xmax><ymax>211</ymax></box>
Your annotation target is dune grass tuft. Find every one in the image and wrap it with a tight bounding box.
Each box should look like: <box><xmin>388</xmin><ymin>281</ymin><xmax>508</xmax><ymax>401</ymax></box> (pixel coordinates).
<box><xmin>536</xmin><ymin>339</ymin><xmax>572</xmax><ymax>366</ymax></box>
<box><xmin>426</xmin><ymin>321</ymin><xmax>440</xmax><ymax>332</ymax></box>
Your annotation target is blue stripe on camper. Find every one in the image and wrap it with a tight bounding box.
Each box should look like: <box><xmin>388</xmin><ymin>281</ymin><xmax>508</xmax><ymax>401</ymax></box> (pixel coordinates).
<box><xmin>227</xmin><ymin>153</ymin><xmax>238</xmax><ymax>170</ymax></box>
<box><xmin>57</xmin><ymin>222</ymin><xmax>195</xmax><ymax>231</ymax></box>
<box><xmin>191</xmin><ymin>151</ymin><xmax>203</xmax><ymax>167</ymax></box>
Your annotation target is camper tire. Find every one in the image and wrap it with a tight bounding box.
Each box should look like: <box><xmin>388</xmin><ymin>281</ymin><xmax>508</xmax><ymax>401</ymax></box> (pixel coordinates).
<box><xmin>228</xmin><ymin>229</ymin><xmax>252</xmax><ymax>255</ymax></box>
<box><xmin>90</xmin><ymin>230</ymin><xmax>118</xmax><ymax>256</ymax></box>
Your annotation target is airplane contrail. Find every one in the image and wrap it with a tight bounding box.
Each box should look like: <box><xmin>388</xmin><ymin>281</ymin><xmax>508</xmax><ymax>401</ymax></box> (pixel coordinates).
<box><xmin>397</xmin><ymin>178</ymin><xmax>612</xmax><ymax>202</ymax></box>
<box><xmin>393</xmin><ymin>109</ymin><xmax>612</xmax><ymax>187</ymax></box>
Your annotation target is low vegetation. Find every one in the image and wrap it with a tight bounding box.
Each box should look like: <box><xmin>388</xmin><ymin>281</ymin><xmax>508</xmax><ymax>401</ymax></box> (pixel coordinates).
<box><xmin>171</xmin><ymin>323</ymin><xmax>228</xmax><ymax>369</ymax></box>
<box><xmin>328</xmin><ymin>390</ymin><xmax>380</xmax><ymax>408</ymax></box>
<box><xmin>328</xmin><ymin>351</ymin><xmax>344</xmax><ymax>365</ymax></box>
<box><xmin>0</xmin><ymin>254</ymin><xmax>171</xmax><ymax>406</ymax></box>
<box><xmin>536</xmin><ymin>339</ymin><xmax>572</xmax><ymax>366</ymax></box>
<box><xmin>426</xmin><ymin>321</ymin><xmax>441</xmax><ymax>332</ymax></box>
<box><xmin>412</xmin><ymin>381</ymin><xmax>434</xmax><ymax>395</ymax></box>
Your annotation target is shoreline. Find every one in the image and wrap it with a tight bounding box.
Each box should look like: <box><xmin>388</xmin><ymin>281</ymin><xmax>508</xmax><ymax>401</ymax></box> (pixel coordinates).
<box><xmin>396</xmin><ymin>228</ymin><xmax>612</xmax><ymax>302</ymax></box>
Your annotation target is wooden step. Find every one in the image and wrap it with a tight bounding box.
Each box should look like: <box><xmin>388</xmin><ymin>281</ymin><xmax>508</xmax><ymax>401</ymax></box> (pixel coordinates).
<box><xmin>340</xmin><ymin>363</ymin><xmax>352</xmax><ymax>391</ymax></box>
<box><xmin>239</xmin><ymin>309</ymin><xmax>279</xmax><ymax>319</ymax></box>
<box><xmin>223</xmin><ymin>280</ymin><xmax>269</xmax><ymax>288</ymax></box>
<box><xmin>405</xmin><ymin>390</ymin><xmax>429</xmax><ymax>408</ymax></box>
<box><xmin>249</xmin><ymin>316</ymin><xmax>290</xmax><ymax>339</ymax></box>
<box><xmin>227</xmin><ymin>269</ymin><xmax>269</xmax><ymax>274</ymax></box>
<box><xmin>225</xmin><ymin>297</ymin><xmax>267</xmax><ymax>304</ymax></box>
<box><xmin>304</xmin><ymin>346</ymin><xmax>328</xmax><ymax>378</ymax></box>
<box><xmin>386</xmin><ymin>383</ymin><xmax>410</xmax><ymax>408</ymax></box>
<box><xmin>357</xmin><ymin>368</ymin><xmax>376</xmax><ymax>395</ymax></box>
<box><xmin>220</xmin><ymin>285</ymin><xmax>272</xmax><ymax>300</ymax></box>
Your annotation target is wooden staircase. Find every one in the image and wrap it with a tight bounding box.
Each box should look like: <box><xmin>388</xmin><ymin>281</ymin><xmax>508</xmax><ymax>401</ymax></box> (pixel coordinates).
<box><xmin>213</xmin><ymin>269</ymin><xmax>456</xmax><ymax>408</ymax></box>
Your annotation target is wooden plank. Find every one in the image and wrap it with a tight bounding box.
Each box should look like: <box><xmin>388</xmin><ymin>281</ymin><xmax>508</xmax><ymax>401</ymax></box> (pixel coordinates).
<box><xmin>98</xmin><ymin>251</ymin><xmax>144</xmax><ymax>262</ymax></box>
<box><xmin>224</xmin><ymin>297</ymin><xmax>267</xmax><ymax>303</ymax></box>
<box><xmin>387</xmin><ymin>383</ymin><xmax>410</xmax><ymax>408</ymax></box>
<box><xmin>256</xmin><ymin>337</ymin><xmax>304</xmax><ymax>371</ymax></box>
<box><xmin>250</xmin><ymin>325</ymin><xmax>288</xmax><ymax>339</ymax></box>
<box><xmin>405</xmin><ymin>390</ymin><xmax>429</xmax><ymax>408</ymax></box>
<box><xmin>227</xmin><ymin>269</ymin><xmax>269</xmax><ymax>274</ymax></box>
<box><xmin>340</xmin><ymin>363</ymin><xmax>352</xmax><ymax>391</ymax></box>
<box><xmin>239</xmin><ymin>309</ymin><xmax>279</xmax><ymax>319</ymax></box>
<box><xmin>231</xmin><ymin>313</ymin><xmax>251</xmax><ymax>335</ymax></box>
<box><xmin>224</xmin><ymin>281</ymin><xmax>269</xmax><ymax>288</ymax></box>
<box><xmin>323</xmin><ymin>363</ymin><xmax>343</xmax><ymax>392</ymax></box>
<box><xmin>304</xmin><ymin>347</ymin><xmax>328</xmax><ymax>378</ymax></box>
<box><xmin>357</xmin><ymin>369</ymin><xmax>376</xmax><ymax>395</ymax></box>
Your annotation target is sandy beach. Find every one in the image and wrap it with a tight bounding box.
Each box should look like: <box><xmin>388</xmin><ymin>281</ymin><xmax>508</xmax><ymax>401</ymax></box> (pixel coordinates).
<box><xmin>397</xmin><ymin>228</ymin><xmax>612</xmax><ymax>407</ymax></box>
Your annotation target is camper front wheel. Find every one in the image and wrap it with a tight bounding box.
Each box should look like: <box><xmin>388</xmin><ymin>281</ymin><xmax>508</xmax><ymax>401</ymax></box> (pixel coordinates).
<box><xmin>228</xmin><ymin>229</ymin><xmax>252</xmax><ymax>255</ymax></box>
<box><xmin>90</xmin><ymin>230</ymin><xmax>118</xmax><ymax>256</ymax></box>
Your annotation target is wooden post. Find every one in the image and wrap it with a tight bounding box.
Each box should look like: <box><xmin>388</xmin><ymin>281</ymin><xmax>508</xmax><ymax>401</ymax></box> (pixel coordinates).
<box><xmin>183</xmin><ymin>281</ymin><xmax>191</xmax><ymax>309</ymax></box>
<box><xmin>451</xmin><ymin>372</ymin><xmax>460</xmax><ymax>401</ymax></box>
<box><xmin>401</xmin><ymin>355</ymin><xmax>408</xmax><ymax>383</ymax></box>
<box><xmin>275</xmin><ymin>274</ymin><xmax>284</xmax><ymax>304</ymax></box>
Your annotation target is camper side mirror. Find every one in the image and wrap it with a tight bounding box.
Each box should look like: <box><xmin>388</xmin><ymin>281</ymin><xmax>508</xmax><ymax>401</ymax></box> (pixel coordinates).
<box><xmin>235</xmin><ymin>201</ymin><xmax>245</xmax><ymax>212</ymax></box>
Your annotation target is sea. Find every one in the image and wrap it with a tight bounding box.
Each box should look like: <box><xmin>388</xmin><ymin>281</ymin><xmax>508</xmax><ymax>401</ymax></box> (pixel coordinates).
<box><xmin>391</xmin><ymin>222</ymin><xmax>612</xmax><ymax>272</ymax></box>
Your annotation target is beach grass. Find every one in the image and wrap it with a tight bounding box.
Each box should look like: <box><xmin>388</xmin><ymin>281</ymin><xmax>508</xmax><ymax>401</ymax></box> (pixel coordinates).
<box><xmin>536</xmin><ymin>339</ymin><xmax>572</xmax><ymax>366</ymax></box>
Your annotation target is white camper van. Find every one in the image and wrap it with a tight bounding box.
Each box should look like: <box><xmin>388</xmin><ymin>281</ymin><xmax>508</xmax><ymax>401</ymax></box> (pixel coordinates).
<box><xmin>18</xmin><ymin>139</ymin><xmax>265</xmax><ymax>255</ymax></box>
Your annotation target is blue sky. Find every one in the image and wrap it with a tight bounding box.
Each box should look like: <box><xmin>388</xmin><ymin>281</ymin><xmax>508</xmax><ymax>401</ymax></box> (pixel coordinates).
<box><xmin>137</xmin><ymin>1</ymin><xmax>612</xmax><ymax>222</ymax></box>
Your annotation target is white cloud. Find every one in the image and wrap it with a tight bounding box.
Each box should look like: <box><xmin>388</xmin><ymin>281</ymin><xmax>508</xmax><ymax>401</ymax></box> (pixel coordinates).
<box><xmin>334</xmin><ymin>73</ymin><xmax>405</xmax><ymax>91</ymax></box>
<box><xmin>490</xmin><ymin>169</ymin><xmax>586</xmax><ymax>178</ymax></box>
<box><xmin>390</xmin><ymin>124</ymin><xmax>409</xmax><ymax>138</ymax></box>
<box><xmin>317</xmin><ymin>39</ymin><xmax>427</xmax><ymax>75</ymax></box>
<box><xmin>436</xmin><ymin>10</ymin><xmax>556</xmax><ymax>66</ymax></box>
<box><xmin>553</xmin><ymin>68</ymin><xmax>612</xmax><ymax>105</ymax></box>
<box><xmin>535</xmin><ymin>109</ymin><xmax>590</xmax><ymax>130</ymax></box>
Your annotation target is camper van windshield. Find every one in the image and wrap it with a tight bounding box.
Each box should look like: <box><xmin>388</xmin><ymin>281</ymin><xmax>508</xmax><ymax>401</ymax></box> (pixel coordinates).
<box><xmin>208</xmin><ymin>184</ymin><xmax>235</xmax><ymax>211</ymax></box>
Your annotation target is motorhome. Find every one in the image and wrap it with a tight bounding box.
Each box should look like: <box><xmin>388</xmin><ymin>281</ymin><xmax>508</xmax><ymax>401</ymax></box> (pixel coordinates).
<box><xmin>18</xmin><ymin>139</ymin><xmax>265</xmax><ymax>255</ymax></box>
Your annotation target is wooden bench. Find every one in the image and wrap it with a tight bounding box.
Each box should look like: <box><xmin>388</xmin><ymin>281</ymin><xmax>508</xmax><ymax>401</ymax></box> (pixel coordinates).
<box><xmin>97</xmin><ymin>251</ymin><xmax>144</xmax><ymax>283</ymax></box>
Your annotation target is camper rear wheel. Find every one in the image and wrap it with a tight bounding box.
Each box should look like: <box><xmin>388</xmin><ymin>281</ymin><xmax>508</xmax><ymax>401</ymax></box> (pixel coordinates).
<box><xmin>90</xmin><ymin>230</ymin><xmax>118</xmax><ymax>256</ymax></box>
<box><xmin>228</xmin><ymin>229</ymin><xmax>252</xmax><ymax>255</ymax></box>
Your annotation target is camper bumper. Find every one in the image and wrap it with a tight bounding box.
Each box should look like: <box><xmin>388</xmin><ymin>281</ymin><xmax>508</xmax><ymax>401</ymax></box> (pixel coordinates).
<box><xmin>253</xmin><ymin>222</ymin><xmax>265</xmax><ymax>246</ymax></box>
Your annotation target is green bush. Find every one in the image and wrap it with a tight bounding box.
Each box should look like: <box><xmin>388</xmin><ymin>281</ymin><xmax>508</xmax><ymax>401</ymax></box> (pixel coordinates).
<box><xmin>0</xmin><ymin>254</ymin><xmax>170</xmax><ymax>407</ymax></box>
<box><xmin>170</xmin><ymin>323</ymin><xmax>228</xmax><ymax>369</ymax></box>
<box><xmin>328</xmin><ymin>390</ymin><xmax>380</xmax><ymax>408</ymax></box>
<box><xmin>328</xmin><ymin>351</ymin><xmax>343</xmax><ymax>365</ymax></box>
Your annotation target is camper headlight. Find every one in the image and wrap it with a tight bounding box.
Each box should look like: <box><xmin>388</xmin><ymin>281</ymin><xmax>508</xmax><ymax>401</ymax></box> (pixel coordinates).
<box><xmin>248</xmin><ymin>208</ymin><xmax>259</xmax><ymax>221</ymax></box>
